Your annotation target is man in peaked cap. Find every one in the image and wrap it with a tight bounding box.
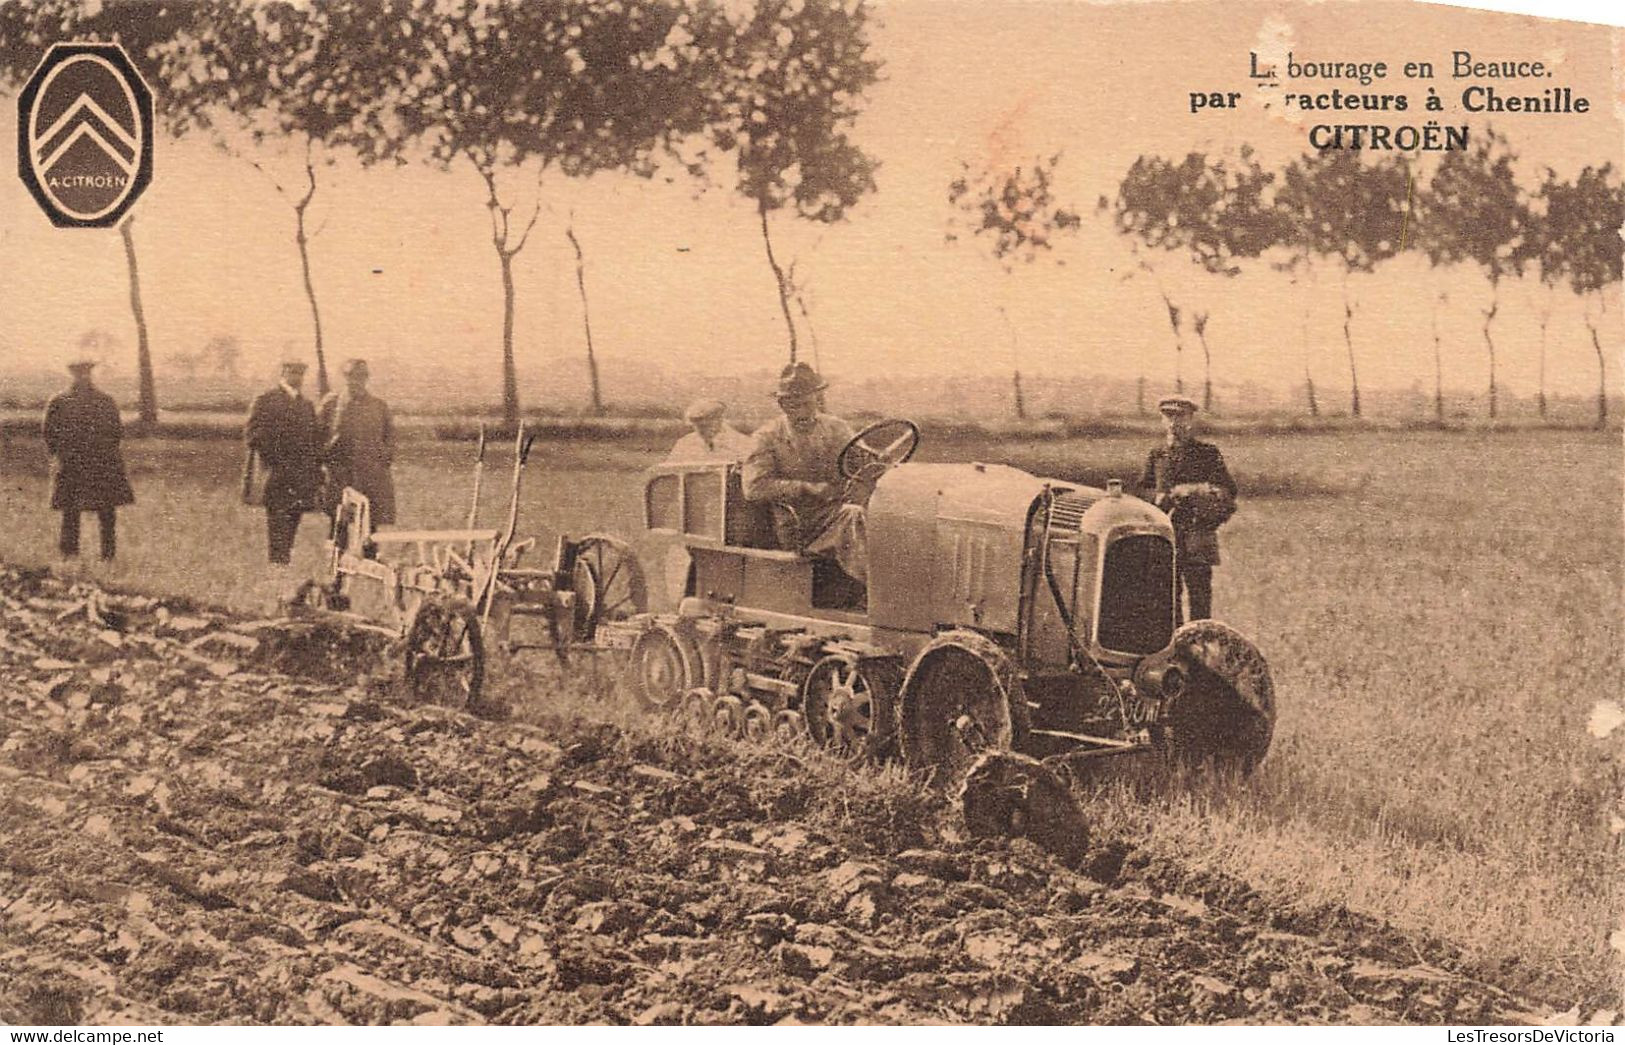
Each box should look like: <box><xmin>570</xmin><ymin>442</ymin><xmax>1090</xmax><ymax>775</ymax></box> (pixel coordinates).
<box><xmin>742</xmin><ymin>363</ymin><xmax>868</xmax><ymax>591</ymax></box>
<box><xmin>667</xmin><ymin>398</ymin><xmax>753</xmax><ymax>463</ymax></box>
<box><xmin>244</xmin><ymin>358</ymin><xmax>322</xmax><ymax>565</ymax></box>
<box><xmin>42</xmin><ymin>357</ymin><xmax>133</xmax><ymax>561</ymax></box>
<box><xmin>1140</xmin><ymin>394</ymin><xmax>1237</xmax><ymax>623</ymax></box>
<box><xmin>318</xmin><ymin>358</ymin><xmax>397</xmax><ymax>529</ymax></box>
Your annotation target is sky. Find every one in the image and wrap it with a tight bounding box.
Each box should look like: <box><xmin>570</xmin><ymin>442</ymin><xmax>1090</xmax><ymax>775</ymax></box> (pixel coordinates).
<box><xmin>0</xmin><ymin>0</ymin><xmax>1620</xmax><ymax>412</ymax></box>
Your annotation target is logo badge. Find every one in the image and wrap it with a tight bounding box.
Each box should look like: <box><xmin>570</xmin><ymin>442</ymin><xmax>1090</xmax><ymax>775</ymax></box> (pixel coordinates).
<box><xmin>16</xmin><ymin>42</ymin><xmax>154</xmax><ymax>228</ymax></box>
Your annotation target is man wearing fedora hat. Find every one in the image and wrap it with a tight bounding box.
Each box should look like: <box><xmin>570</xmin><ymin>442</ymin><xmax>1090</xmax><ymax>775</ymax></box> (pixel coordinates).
<box><xmin>318</xmin><ymin>358</ymin><xmax>397</xmax><ymax>528</ymax></box>
<box><xmin>42</xmin><ymin>357</ymin><xmax>133</xmax><ymax>561</ymax></box>
<box><xmin>742</xmin><ymin>363</ymin><xmax>868</xmax><ymax>586</ymax></box>
<box><xmin>1140</xmin><ymin>394</ymin><xmax>1237</xmax><ymax>623</ymax></box>
<box><xmin>245</xmin><ymin>359</ymin><xmax>323</xmax><ymax>565</ymax></box>
<box><xmin>667</xmin><ymin>398</ymin><xmax>752</xmax><ymax>463</ymax></box>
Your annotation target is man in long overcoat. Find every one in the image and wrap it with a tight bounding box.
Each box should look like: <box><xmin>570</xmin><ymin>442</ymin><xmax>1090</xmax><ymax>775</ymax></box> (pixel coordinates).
<box><xmin>1140</xmin><ymin>395</ymin><xmax>1237</xmax><ymax>623</ymax></box>
<box><xmin>318</xmin><ymin>358</ymin><xmax>397</xmax><ymax>527</ymax></box>
<box><xmin>42</xmin><ymin>359</ymin><xmax>133</xmax><ymax>560</ymax></box>
<box><xmin>245</xmin><ymin>360</ymin><xmax>322</xmax><ymax>565</ymax></box>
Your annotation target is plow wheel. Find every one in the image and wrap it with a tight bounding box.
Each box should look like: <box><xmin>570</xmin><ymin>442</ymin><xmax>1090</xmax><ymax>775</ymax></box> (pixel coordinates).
<box><xmin>802</xmin><ymin>656</ymin><xmax>899</xmax><ymax>763</ymax></box>
<box><xmin>899</xmin><ymin>631</ymin><xmax>1030</xmax><ymax>790</ymax></box>
<box><xmin>772</xmin><ymin>709</ymin><xmax>807</xmax><ymax>743</ymax></box>
<box><xmin>404</xmin><ymin>597</ymin><xmax>486</xmax><ymax>712</ymax></box>
<box><xmin>1154</xmin><ymin>620</ymin><xmax>1276</xmax><ymax>774</ymax></box>
<box><xmin>742</xmin><ymin>702</ymin><xmax>774</xmax><ymax>740</ymax></box>
<box><xmin>567</xmin><ymin>536</ymin><xmax>649</xmax><ymax>651</ymax></box>
<box><xmin>711</xmin><ymin>694</ymin><xmax>746</xmax><ymax>737</ymax></box>
<box><xmin>626</xmin><ymin>623</ymin><xmax>701</xmax><ymax>711</ymax></box>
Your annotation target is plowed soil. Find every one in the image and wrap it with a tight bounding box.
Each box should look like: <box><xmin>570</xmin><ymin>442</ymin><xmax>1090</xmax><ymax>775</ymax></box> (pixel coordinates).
<box><xmin>0</xmin><ymin>566</ymin><xmax>1599</xmax><ymax>1025</ymax></box>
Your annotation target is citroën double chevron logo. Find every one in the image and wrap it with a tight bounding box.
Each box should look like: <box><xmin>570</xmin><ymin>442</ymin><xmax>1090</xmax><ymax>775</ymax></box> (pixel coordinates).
<box><xmin>16</xmin><ymin>42</ymin><xmax>154</xmax><ymax>228</ymax></box>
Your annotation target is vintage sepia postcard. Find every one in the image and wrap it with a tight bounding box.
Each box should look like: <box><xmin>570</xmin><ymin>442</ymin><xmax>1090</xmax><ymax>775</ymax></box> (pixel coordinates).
<box><xmin>0</xmin><ymin>0</ymin><xmax>1620</xmax><ymax>1030</ymax></box>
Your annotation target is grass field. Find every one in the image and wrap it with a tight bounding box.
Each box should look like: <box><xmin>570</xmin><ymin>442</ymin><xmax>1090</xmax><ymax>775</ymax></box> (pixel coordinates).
<box><xmin>1</xmin><ymin>426</ymin><xmax>1619</xmax><ymax>999</ymax></box>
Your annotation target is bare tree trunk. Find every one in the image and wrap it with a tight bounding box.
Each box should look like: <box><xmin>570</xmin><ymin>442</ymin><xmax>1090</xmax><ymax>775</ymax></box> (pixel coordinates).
<box><xmin>1482</xmin><ymin>290</ymin><xmax>1499</xmax><ymax>421</ymax></box>
<box><xmin>1431</xmin><ymin>290</ymin><xmax>1445</xmax><ymax>423</ymax></box>
<box><xmin>1587</xmin><ymin>295</ymin><xmax>1608</xmax><ymax>429</ymax></box>
<box><xmin>1537</xmin><ymin>295</ymin><xmax>1550</xmax><ymax>421</ymax></box>
<box><xmin>294</xmin><ymin>150</ymin><xmax>328</xmax><ymax>398</ymax></box>
<box><xmin>1195</xmin><ymin>319</ymin><xmax>1213</xmax><ymax>413</ymax></box>
<box><xmin>1341</xmin><ymin>274</ymin><xmax>1360</xmax><ymax>418</ymax></box>
<box><xmin>1301</xmin><ymin>297</ymin><xmax>1319</xmax><ymax>418</ymax></box>
<box><xmin>565</xmin><ymin>222</ymin><xmax>604</xmax><ymax>416</ymax></box>
<box><xmin>1136</xmin><ymin>375</ymin><xmax>1147</xmax><ymax>417</ymax></box>
<box><xmin>998</xmin><ymin>305</ymin><xmax>1026</xmax><ymax>420</ymax></box>
<box><xmin>498</xmin><ymin>253</ymin><xmax>519</xmax><ymax>428</ymax></box>
<box><xmin>476</xmin><ymin>160</ymin><xmax>541</xmax><ymax>429</ymax></box>
<box><xmin>118</xmin><ymin>215</ymin><xmax>157</xmax><ymax>424</ymax></box>
<box><xmin>758</xmin><ymin>201</ymin><xmax>797</xmax><ymax>365</ymax></box>
<box><xmin>793</xmin><ymin>292</ymin><xmax>822</xmax><ymax>374</ymax></box>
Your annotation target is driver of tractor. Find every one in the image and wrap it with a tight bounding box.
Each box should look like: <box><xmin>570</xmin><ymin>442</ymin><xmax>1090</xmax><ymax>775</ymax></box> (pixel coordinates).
<box><xmin>741</xmin><ymin>363</ymin><xmax>868</xmax><ymax>585</ymax></box>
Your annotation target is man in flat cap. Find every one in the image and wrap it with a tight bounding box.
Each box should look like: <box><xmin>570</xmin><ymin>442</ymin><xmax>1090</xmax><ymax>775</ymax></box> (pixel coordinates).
<box><xmin>667</xmin><ymin>398</ymin><xmax>752</xmax><ymax>463</ymax></box>
<box><xmin>42</xmin><ymin>358</ymin><xmax>133</xmax><ymax>561</ymax></box>
<box><xmin>1140</xmin><ymin>395</ymin><xmax>1236</xmax><ymax>623</ymax></box>
<box><xmin>742</xmin><ymin>363</ymin><xmax>867</xmax><ymax>588</ymax></box>
<box><xmin>244</xmin><ymin>359</ymin><xmax>322</xmax><ymax>565</ymax></box>
<box><xmin>318</xmin><ymin>358</ymin><xmax>397</xmax><ymax>530</ymax></box>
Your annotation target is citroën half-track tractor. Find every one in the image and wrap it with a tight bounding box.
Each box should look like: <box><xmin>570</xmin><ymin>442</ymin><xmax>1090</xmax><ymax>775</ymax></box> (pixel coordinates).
<box><xmin>621</xmin><ymin>419</ymin><xmax>1275</xmax><ymax>787</ymax></box>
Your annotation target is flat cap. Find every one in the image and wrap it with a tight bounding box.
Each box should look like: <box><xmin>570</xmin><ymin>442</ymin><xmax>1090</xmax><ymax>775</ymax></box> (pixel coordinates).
<box><xmin>342</xmin><ymin>358</ymin><xmax>369</xmax><ymax>378</ymax></box>
<box><xmin>66</xmin><ymin>357</ymin><xmax>98</xmax><ymax>371</ymax></box>
<box><xmin>683</xmin><ymin>398</ymin><xmax>726</xmax><ymax>423</ymax></box>
<box><xmin>279</xmin><ymin>358</ymin><xmax>309</xmax><ymax>371</ymax></box>
<box><xmin>1158</xmin><ymin>394</ymin><xmax>1198</xmax><ymax>416</ymax></box>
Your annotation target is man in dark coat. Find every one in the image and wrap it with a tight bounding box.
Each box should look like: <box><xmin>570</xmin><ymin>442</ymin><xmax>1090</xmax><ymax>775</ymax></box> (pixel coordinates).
<box><xmin>1140</xmin><ymin>395</ymin><xmax>1237</xmax><ymax>623</ymax></box>
<box><xmin>245</xmin><ymin>360</ymin><xmax>322</xmax><ymax>565</ymax></box>
<box><xmin>318</xmin><ymin>358</ymin><xmax>397</xmax><ymax>527</ymax></box>
<box><xmin>42</xmin><ymin>359</ymin><xmax>133</xmax><ymax>560</ymax></box>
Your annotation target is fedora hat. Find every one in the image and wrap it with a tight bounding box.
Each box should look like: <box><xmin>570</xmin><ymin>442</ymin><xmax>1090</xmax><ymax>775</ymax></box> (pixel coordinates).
<box><xmin>772</xmin><ymin>362</ymin><xmax>827</xmax><ymax>400</ymax></box>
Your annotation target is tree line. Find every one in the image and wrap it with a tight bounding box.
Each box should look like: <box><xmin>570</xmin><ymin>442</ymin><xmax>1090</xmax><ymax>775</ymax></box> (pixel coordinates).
<box><xmin>1095</xmin><ymin>136</ymin><xmax>1622</xmax><ymax>428</ymax></box>
<box><xmin>4</xmin><ymin>4</ymin><xmax>1619</xmax><ymax>427</ymax></box>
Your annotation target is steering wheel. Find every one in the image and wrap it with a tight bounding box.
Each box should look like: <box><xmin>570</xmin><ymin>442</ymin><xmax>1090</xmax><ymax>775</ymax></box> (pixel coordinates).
<box><xmin>838</xmin><ymin>419</ymin><xmax>921</xmax><ymax>482</ymax></box>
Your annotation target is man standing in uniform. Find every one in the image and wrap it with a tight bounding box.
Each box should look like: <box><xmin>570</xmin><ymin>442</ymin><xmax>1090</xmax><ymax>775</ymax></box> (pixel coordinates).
<box><xmin>742</xmin><ymin>363</ymin><xmax>867</xmax><ymax>585</ymax></box>
<box><xmin>318</xmin><ymin>358</ymin><xmax>397</xmax><ymax>529</ymax></box>
<box><xmin>245</xmin><ymin>360</ymin><xmax>322</xmax><ymax>565</ymax></box>
<box><xmin>1140</xmin><ymin>395</ymin><xmax>1236</xmax><ymax>623</ymax></box>
<box><xmin>42</xmin><ymin>358</ymin><xmax>133</xmax><ymax>561</ymax></box>
<box><xmin>666</xmin><ymin>398</ymin><xmax>753</xmax><ymax>463</ymax></box>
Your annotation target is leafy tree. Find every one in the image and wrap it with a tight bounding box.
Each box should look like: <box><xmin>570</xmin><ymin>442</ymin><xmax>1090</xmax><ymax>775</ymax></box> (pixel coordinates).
<box><xmin>563</xmin><ymin>217</ymin><xmax>604</xmax><ymax>416</ymax></box>
<box><xmin>153</xmin><ymin>1</ymin><xmax>396</xmax><ymax>398</ymax></box>
<box><xmin>1418</xmin><ymin>130</ymin><xmax>1527</xmax><ymax>419</ymax></box>
<box><xmin>1278</xmin><ymin>149</ymin><xmax>1408</xmax><ymax>418</ymax></box>
<box><xmin>948</xmin><ymin>153</ymin><xmax>1081</xmax><ymax>419</ymax></box>
<box><xmin>1542</xmin><ymin>164</ymin><xmax>1622</xmax><ymax>429</ymax></box>
<box><xmin>1102</xmin><ymin>148</ymin><xmax>1284</xmax><ymax>412</ymax></box>
<box><xmin>0</xmin><ymin>0</ymin><xmax>205</xmax><ymax>423</ymax></box>
<box><xmin>696</xmin><ymin>0</ymin><xmax>879</xmax><ymax>364</ymax></box>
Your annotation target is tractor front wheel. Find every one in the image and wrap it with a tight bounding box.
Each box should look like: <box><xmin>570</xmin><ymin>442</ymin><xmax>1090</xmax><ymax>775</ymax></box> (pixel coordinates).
<box><xmin>899</xmin><ymin>631</ymin><xmax>1030</xmax><ymax>790</ymax></box>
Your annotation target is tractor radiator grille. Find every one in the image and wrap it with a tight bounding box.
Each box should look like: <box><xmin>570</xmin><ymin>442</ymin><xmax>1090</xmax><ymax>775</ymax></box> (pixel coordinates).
<box><xmin>1097</xmin><ymin>533</ymin><xmax>1174</xmax><ymax>655</ymax></box>
<box><xmin>1045</xmin><ymin>491</ymin><xmax>1099</xmax><ymax>533</ymax></box>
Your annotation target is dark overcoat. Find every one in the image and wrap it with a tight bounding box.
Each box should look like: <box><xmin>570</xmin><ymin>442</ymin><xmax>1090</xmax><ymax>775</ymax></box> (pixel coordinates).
<box><xmin>1140</xmin><ymin>438</ymin><xmax>1236</xmax><ymax>566</ymax></box>
<box><xmin>245</xmin><ymin>387</ymin><xmax>322</xmax><ymax>513</ymax></box>
<box><xmin>42</xmin><ymin>385</ymin><xmax>134</xmax><ymax>511</ymax></box>
<box><xmin>318</xmin><ymin>392</ymin><xmax>397</xmax><ymax>524</ymax></box>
